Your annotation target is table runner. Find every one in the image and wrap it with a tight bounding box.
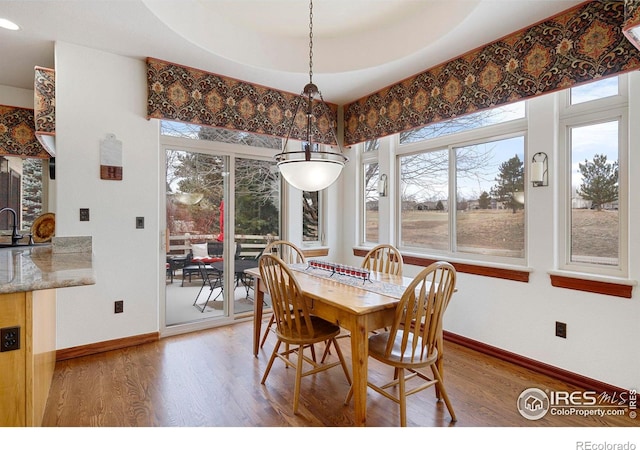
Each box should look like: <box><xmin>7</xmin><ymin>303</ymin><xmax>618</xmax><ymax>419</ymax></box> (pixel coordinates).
<box><xmin>289</xmin><ymin>263</ymin><xmax>408</xmax><ymax>299</ymax></box>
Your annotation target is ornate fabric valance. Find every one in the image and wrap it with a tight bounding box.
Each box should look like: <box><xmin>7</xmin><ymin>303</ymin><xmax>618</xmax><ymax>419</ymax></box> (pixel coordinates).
<box><xmin>34</xmin><ymin>66</ymin><xmax>56</xmax><ymax>156</ymax></box>
<box><xmin>343</xmin><ymin>0</ymin><xmax>640</xmax><ymax>146</ymax></box>
<box><xmin>146</xmin><ymin>57</ymin><xmax>339</xmax><ymax>146</ymax></box>
<box><xmin>0</xmin><ymin>105</ymin><xmax>49</xmax><ymax>159</ymax></box>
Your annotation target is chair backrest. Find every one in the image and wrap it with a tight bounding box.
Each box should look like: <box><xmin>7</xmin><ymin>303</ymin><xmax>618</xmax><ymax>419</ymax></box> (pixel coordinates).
<box><xmin>208</xmin><ymin>242</ymin><xmax>223</xmax><ymax>257</ymax></box>
<box><xmin>361</xmin><ymin>244</ymin><xmax>403</xmax><ymax>275</ymax></box>
<box><xmin>384</xmin><ymin>261</ymin><xmax>456</xmax><ymax>362</ymax></box>
<box><xmin>259</xmin><ymin>253</ymin><xmax>314</xmax><ymax>339</ymax></box>
<box><xmin>264</xmin><ymin>240</ymin><xmax>306</xmax><ymax>265</ymax></box>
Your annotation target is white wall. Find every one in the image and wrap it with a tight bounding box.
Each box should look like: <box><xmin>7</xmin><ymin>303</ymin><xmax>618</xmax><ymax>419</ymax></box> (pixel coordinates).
<box><xmin>0</xmin><ymin>85</ymin><xmax>33</xmax><ymax>109</ymax></box>
<box><xmin>339</xmin><ymin>76</ymin><xmax>640</xmax><ymax>390</ymax></box>
<box><xmin>53</xmin><ymin>42</ymin><xmax>160</xmax><ymax>348</ymax></box>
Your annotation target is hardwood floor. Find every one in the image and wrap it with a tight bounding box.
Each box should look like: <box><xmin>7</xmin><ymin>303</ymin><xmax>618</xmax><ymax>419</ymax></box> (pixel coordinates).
<box><xmin>42</xmin><ymin>319</ymin><xmax>637</xmax><ymax>428</ymax></box>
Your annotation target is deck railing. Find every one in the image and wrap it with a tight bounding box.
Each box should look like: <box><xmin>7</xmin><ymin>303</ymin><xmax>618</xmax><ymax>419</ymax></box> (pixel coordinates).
<box><xmin>168</xmin><ymin>233</ymin><xmax>278</xmax><ymax>259</ymax></box>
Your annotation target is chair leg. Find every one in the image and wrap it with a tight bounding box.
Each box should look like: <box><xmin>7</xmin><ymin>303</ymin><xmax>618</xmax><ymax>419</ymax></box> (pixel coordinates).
<box><xmin>320</xmin><ymin>340</ymin><xmax>331</xmax><ymax>363</ymax></box>
<box><xmin>261</xmin><ymin>340</ymin><xmax>281</xmax><ymax>384</ymax></box>
<box><xmin>431</xmin><ymin>363</ymin><xmax>456</xmax><ymax>422</ymax></box>
<box><xmin>398</xmin><ymin>368</ymin><xmax>407</xmax><ymax>427</ymax></box>
<box><xmin>330</xmin><ymin>338</ymin><xmax>352</xmax><ymax>385</ymax></box>
<box><xmin>293</xmin><ymin>344</ymin><xmax>304</xmax><ymax>414</ymax></box>
<box><xmin>260</xmin><ymin>314</ymin><xmax>275</xmax><ymax>348</ymax></box>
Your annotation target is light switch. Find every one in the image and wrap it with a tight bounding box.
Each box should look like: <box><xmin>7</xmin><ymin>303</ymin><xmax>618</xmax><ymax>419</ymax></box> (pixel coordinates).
<box><xmin>136</xmin><ymin>217</ymin><xmax>144</xmax><ymax>229</ymax></box>
<box><xmin>80</xmin><ymin>208</ymin><xmax>90</xmax><ymax>221</ymax></box>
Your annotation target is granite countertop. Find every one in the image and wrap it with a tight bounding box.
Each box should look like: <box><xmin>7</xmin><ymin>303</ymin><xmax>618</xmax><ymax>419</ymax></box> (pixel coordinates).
<box><xmin>0</xmin><ymin>244</ymin><xmax>96</xmax><ymax>294</ymax></box>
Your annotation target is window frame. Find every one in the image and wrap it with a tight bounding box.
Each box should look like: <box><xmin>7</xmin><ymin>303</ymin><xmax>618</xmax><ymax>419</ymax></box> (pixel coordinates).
<box><xmin>395</xmin><ymin>117</ymin><xmax>528</xmax><ymax>266</ymax></box>
<box><xmin>558</xmin><ymin>78</ymin><xmax>628</xmax><ymax>277</ymax></box>
<box><xmin>360</xmin><ymin>141</ymin><xmax>380</xmax><ymax>245</ymax></box>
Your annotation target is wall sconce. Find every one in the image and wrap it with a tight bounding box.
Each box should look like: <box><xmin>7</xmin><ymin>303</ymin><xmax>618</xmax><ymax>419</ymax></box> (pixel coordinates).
<box><xmin>378</xmin><ymin>174</ymin><xmax>388</xmax><ymax>197</ymax></box>
<box><xmin>531</xmin><ymin>152</ymin><xmax>548</xmax><ymax>187</ymax></box>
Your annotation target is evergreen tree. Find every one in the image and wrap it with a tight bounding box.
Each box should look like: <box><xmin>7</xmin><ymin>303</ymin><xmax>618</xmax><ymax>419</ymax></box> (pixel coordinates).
<box><xmin>478</xmin><ymin>191</ymin><xmax>491</xmax><ymax>209</ymax></box>
<box><xmin>576</xmin><ymin>154</ymin><xmax>618</xmax><ymax>211</ymax></box>
<box><xmin>22</xmin><ymin>159</ymin><xmax>43</xmax><ymax>228</ymax></box>
<box><xmin>490</xmin><ymin>155</ymin><xmax>524</xmax><ymax>213</ymax></box>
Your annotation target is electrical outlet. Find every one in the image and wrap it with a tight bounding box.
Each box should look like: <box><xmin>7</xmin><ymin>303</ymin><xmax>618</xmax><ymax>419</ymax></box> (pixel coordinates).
<box><xmin>555</xmin><ymin>321</ymin><xmax>567</xmax><ymax>339</ymax></box>
<box><xmin>114</xmin><ymin>300</ymin><xmax>124</xmax><ymax>314</ymax></box>
<box><xmin>1</xmin><ymin>326</ymin><xmax>20</xmax><ymax>352</ymax></box>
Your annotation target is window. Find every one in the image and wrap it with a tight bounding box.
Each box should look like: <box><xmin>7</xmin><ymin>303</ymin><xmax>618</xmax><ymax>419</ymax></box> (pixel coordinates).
<box><xmin>302</xmin><ymin>190</ymin><xmax>320</xmax><ymax>242</ymax></box>
<box><xmin>361</xmin><ymin>139</ymin><xmax>380</xmax><ymax>244</ymax></box>
<box><xmin>566</xmin><ymin>120</ymin><xmax>622</xmax><ymax>269</ymax></box>
<box><xmin>560</xmin><ymin>75</ymin><xmax>627</xmax><ymax>275</ymax></box>
<box><xmin>161</xmin><ymin>121</ymin><xmax>282</xmax><ymax>149</ymax></box>
<box><xmin>455</xmin><ymin>136</ymin><xmax>525</xmax><ymax>258</ymax></box>
<box><xmin>0</xmin><ymin>156</ymin><xmax>44</xmax><ymax>230</ymax></box>
<box><xmin>399</xmin><ymin>135</ymin><xmax>525</xmax><ymax>259</ymax></box>
<box><xmin>570</xmin><ymin>77</ymin><xmax>619</xmax><ymax>105</ymax></box>
<box><xmin>400</xmin><ymin>149</ymin><xmax>450</xmax><ymax>251</ymax></box>
<box><xmin>400</xmin><ymin>101</ymin><xmax>525</xmax><ymax>144</ymax></box>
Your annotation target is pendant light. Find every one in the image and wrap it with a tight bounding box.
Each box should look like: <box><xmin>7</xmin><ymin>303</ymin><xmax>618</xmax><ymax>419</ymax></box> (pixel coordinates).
<box><xmin>274</xmin><ymin>0</ymin><xmax>348</xmax><ymax>192</ymax></box>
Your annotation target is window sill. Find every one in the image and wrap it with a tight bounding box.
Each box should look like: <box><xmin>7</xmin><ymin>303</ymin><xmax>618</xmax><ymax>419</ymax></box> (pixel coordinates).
<box><xmin>547</xmin><ymin>270</ymin><xmax>636</xmax><ymax>298</ymax></box>
<box><xmin>353</xmin><ymin>248</ymin><xmax>531</xmax><ymax>282</ymax></box>
<box><xmin>302</xmin><ymin>246</ymin><xmax>329</xmax><ymax>258</ymax></box>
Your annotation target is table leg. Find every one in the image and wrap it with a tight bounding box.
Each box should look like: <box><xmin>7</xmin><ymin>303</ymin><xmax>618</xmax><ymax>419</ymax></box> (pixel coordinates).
<box><xmin>253</xmin><ymin>278</ymin><xmax>264</xmax><ymax>357</ymax></box>
<box><xmin>350</xmin><ymin>317</ymin><xmax>368</xmax><ymax>426</ymax></box>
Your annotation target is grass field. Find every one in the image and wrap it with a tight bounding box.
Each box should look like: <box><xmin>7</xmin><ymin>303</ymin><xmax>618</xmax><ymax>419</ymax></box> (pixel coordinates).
<box><xmin>367</xmin><ymin>208</ymin><xmax>618</xmax><ymax>260</ymax></box>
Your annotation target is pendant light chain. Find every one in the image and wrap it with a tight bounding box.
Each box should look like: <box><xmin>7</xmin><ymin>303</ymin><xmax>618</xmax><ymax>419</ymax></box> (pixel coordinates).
<box><xmin>309</xmin><ymin>0</ymin><xmax>314</xmax><ymax>85</ymax></box>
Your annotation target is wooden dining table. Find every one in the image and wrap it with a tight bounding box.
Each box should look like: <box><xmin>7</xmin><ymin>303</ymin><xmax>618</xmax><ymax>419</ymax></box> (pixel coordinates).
<box><xmin>245</xmin><ymin>264</ymin><xmax>412</xmax><ymax>427</ymax></box>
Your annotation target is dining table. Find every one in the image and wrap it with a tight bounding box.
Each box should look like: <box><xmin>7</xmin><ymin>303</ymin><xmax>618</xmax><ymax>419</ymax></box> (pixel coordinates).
<box><xmin>245</xmin><ymin>263</ymin><xmax>415</xmax><ymax>427</ymax></box>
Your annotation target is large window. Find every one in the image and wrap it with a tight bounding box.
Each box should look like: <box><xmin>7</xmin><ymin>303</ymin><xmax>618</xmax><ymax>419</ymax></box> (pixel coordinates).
<box><xmin>399</xmin><ymin>136</ymin><xmax>525</xmax><ymax>259</ymax></box>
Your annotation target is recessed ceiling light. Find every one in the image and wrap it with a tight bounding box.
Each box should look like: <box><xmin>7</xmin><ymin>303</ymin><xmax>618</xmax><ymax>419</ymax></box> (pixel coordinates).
<box><xmin>0</xmin><ymin>18</ymin><xmax>20</xmax><ymax>31</ymax></box>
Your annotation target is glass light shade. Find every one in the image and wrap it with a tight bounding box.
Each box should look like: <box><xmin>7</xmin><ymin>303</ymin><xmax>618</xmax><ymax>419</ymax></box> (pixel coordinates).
<box><xmin>531</xmin><ymin>161</ymin><xmax>544</xmax><ymax>183</ymax></box>
<box><xmin>277</xmin><ymin>154</ymin><xmax>345</xmax><ymax>191</ymax></box>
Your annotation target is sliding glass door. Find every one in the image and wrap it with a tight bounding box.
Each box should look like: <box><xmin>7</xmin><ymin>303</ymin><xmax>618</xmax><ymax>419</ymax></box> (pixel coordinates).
<box><xmin>165</xmin><ymin>149</ymin><xmax>229</xmax><ymax>326</ymax></box>
<box><xmin>163</xmin><ymin>149</ymin><xmax>280</xmax><ymax>330</ymax></box>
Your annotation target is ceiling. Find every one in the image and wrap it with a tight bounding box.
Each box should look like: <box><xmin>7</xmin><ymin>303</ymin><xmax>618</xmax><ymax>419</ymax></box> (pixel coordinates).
<box><xmin>0</xmin><ymin>0</ymin><xmax>584</xmax><ymax>105</ymax></box>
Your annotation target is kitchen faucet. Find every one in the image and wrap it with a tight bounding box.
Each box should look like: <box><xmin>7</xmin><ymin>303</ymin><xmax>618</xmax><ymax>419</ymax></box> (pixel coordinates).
<box><xmin>0</xmin><ymin>207</ymin><xmax>23</xmax><ymax>245</ymax></box>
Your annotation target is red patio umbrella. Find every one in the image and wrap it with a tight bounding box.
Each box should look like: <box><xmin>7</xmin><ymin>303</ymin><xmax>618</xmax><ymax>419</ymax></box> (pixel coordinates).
<box><xmin>216</xmin><ymin>200</ymin><xmax>224</xmax><ymax>242</ymax></box>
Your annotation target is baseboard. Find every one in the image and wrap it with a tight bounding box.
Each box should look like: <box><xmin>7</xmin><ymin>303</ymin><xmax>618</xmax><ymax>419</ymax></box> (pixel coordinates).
<box><xmin>56</xmin><ymin>329</ymin><xmax>625</xmax><ymax>398</ymax></box>
<box><xmin>444</xmin><ymin>331</ymin><xmax>626</xmax><ymax>396</ymax></box>
<box><xmin>56</xmin><ymin>332</ymin><xmax>160</xmax><ymax>361</ymax></box>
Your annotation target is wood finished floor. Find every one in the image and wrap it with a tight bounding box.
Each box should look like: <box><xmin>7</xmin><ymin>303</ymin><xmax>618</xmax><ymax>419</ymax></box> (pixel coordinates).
<box><xmin>42</xmin><ymin>319</ymin><xmax>637</xmax><ymax>428</ymax></box>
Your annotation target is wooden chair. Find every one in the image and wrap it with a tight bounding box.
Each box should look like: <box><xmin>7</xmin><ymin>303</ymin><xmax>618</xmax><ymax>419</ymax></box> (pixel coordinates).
<box><xmin>321</xmin><ymin>243</ymin><xmax>403</xmax><ymax>362</ymax></box>
<box><xmin>259</xmin><ymin>240</ymin><xmax>306</xmax><ymax>349</ymax></box>
<box><xmin>361</xmin><ymin>243</ymin><xmax>403</xmax><ymax>276</ymax></box>
<box><xmin>346</xmin><ymin>261</ymin><xmax>457</xmax><ymax>426</ymax></box>
<box><xmin>259</xmin><ymin>254</ymin><xmax>351</xmax><ymax>414</ymax></box>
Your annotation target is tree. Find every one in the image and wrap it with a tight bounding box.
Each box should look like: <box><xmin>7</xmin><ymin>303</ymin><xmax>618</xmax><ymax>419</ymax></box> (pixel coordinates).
<box><xmin>576</xmin><ymin>154</ymin><xmax>618</xmax><ymax>211</ymax></box>
<box><xmin>435</xmin><ymin>200</ymin><xmax>444</xmax><ymax>211</ymax></box>
<box><xmin>490</xmin><ymin>155</ymin><xmax>524</xmax><ymax>213</ymax></box>
<box><xmin>22</xmin><ymin>159</ymin><xmax>43</xmax><ymax>228</ymax></box>
<box><xmin>478</xmin><ymin>191</ymin><xmax>491</xmax><ymax>209</ymax></box>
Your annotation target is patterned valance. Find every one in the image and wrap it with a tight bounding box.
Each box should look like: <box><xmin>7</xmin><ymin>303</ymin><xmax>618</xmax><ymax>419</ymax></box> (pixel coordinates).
<box><xmin>344</xmin><ymin>0</ymin><xmax>640</xmax><ymax>146</ymax></box>
<box><xmin>146</xmin><ymin>58</ymin><xmax>339</xmax><ymax>146</ymax></box>
<box><xmin>0</xmin><ymin>105</ymin><xmax>49</xmax><ymax>159</ymax></box>
<box><xmin>34</xmin><ymin>66</ymin><xmax>56</xmax><ymax>156</ymax></box>
<box><xmin>34</xmin><ymin>67</ymin><xmax>55</xmax><ymax>135</ymax></box>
